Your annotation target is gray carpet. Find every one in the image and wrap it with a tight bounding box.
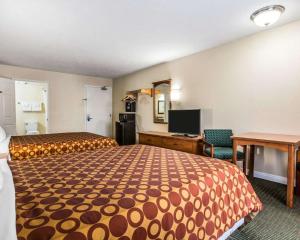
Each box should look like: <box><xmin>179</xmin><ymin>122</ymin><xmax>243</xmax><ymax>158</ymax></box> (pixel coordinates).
<box><xmin>229</xmin><ymin>178</ymin><xmax>300</xmax><ymax>240</ymax></box>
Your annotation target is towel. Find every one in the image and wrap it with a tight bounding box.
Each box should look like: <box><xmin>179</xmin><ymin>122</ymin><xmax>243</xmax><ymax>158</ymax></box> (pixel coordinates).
<box><xmin>21</xmin><ymin>101</ymin><xmax>31</xmax><ymax>111</ymax></box>
<box><xmin>31</xmin><ymin>102</ymin><xmax>42</xmax><ymax>111</ymax></box>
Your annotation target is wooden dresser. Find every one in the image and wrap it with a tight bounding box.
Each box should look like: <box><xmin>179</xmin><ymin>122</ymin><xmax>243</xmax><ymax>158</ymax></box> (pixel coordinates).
<box><xmin>139</xmin><ymin>131</ymin><xmax>203</xmax><ymax>155</ymax></box>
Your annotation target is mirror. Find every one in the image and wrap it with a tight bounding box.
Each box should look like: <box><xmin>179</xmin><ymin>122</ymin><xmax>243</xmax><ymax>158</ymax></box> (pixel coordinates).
<box><xmin>153</xmin><ymin>80</ymin><xmax>171</xmax><ymax>124</ymax></box>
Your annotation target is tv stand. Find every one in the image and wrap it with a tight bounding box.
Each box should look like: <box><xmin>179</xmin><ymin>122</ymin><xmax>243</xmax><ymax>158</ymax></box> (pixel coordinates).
<box><xmin>139</xmin><ymin>131</ymin><xmax>203</xmax><ymax>155</ymax></box>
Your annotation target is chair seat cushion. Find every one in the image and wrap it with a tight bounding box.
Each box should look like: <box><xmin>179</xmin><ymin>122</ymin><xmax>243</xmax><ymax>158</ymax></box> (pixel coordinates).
<box><xmin>204</xmin><ymin>147</ymin><xmax>244</xmax><ymax>160</ymax></box>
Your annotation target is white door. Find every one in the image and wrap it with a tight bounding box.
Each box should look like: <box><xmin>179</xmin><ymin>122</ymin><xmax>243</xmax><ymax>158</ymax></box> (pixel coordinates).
<box><xmin>85</xmin><ymin>85</ymin><xmax>112</xmax><ymax>137</ymax></box>
<box><xmin>0</xmin><ymin>78</ymin><xmax>16</xmax><ymax>135</ymax></box>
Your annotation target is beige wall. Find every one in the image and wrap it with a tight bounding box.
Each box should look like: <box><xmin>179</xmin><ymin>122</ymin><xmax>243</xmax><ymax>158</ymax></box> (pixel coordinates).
<box><xmin>15</xmin><ymin>81</ymin><xmax>47</xmax><ymax>135</ymax></box>
<box><xmin>0</xmin><ymin>64</ymin><xmax>112</xmax><ymax>133</ymax></box>
<box><xmin>113</xmin><ymin>20</ymin><xmax>300</xmax><ymax>178</ymax></box>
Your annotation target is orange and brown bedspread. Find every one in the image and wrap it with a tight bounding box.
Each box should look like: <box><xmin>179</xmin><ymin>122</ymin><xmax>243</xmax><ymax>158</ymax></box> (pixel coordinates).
<box><xmin>9</xmin><ymin>132</ymin><xmax>118</xmax><ymax>160</ymax></box>
<box><xmin>10</xmin><ymin>145</ymin><xmax>262</xmax><ymax>240</ymax></box>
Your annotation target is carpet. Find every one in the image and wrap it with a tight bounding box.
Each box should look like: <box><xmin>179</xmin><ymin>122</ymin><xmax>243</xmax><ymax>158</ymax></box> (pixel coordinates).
<box><xmin>229</xmin><ymin>178</ymin><xmax>300</xmax><ymax>240</ymax></box>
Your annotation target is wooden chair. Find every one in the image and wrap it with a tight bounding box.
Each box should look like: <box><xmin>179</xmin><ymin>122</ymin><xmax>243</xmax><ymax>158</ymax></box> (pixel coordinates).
<box><xmin>203</xmin><ymin>129</ymin><xmax>247</xmax><ymax>173</ymax></box>
<box><xmin>296</xmin><ymin>150</ymin><xmax>300</xmax><ymax>196</ymax></box>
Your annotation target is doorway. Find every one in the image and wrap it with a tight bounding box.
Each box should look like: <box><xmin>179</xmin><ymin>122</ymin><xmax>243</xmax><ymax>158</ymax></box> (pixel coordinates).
<box><xmin>15</xmin><ymin>81</ymin><xmax>48</xmax><ymax>135</ymax></box>
<box><xmin>84</xmin><ymin>85</ymin><xmax>112</xmax><ymax>137</ymax></box>
<box><xmin>0</xmin><ymin>78</ymin><xmax>16</xmax><ymax>135</ymax></box>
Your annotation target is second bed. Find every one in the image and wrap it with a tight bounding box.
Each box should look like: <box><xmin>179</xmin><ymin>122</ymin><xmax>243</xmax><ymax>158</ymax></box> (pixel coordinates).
<box><xmin>9</xmin><ymin>132</ymin><xmax>118</xmax><ymax>160</ymax></box>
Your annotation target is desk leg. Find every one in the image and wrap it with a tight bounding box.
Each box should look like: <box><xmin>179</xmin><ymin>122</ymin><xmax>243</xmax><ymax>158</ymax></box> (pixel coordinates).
<box><xmin>248</xmin><ymin>145</ymin><xmax>255</xmax><ymax>179</ymax></box>
<box><xmin>287</xmin><ymin>145</ymin><xmax>295</xmax><ymax>208</ymax></box>
<box><xmin>233</xmin><ymin>140</ymin><xmax>238</xmax><ymax>165</ymax></box>
<box><xmin>243</xmin><ymin>145</ymin><xmax>247</xmax><ymax>174</ymax></box>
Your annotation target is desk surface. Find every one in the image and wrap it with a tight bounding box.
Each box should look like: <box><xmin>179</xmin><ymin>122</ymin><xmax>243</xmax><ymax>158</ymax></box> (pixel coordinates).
<box><xmin>232</xmin><ymin>132</ymin><xmax>300</xmax><ymax>145</ymax></box>
<box><xmin>139</xmin><ymin>131</ymin><xmax>203</xmax><ymax>141</ymax></box>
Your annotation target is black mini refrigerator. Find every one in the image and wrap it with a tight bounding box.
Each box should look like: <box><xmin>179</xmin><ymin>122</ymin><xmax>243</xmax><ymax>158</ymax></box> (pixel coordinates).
<box><xmin>115</xmin><ymin>113</ymin><xmax>136</xmax><ymax>145</ymax></box>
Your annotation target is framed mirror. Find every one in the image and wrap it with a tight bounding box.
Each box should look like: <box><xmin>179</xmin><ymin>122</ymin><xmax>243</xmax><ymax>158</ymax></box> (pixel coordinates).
<box><xmin>153</xmin><ymin>80</ymin><xmax>171</xmax><ymax>124</ymax></box>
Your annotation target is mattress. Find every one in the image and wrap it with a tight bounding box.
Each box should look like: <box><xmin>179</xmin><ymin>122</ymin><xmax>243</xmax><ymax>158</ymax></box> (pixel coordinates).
<box><xmin>9</xmin><ymin>132</ymin><xmax>118</xmax><ymax>160</ymax></box>
<box><xmin>9</xmin><ymin>144</ymin><xmax>262</xmax><ymax>240</ymax></box>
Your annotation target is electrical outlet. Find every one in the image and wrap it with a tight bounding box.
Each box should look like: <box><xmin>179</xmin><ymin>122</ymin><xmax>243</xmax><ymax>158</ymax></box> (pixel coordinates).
<box><xmin>257</xmin><ymin>147</ymin><xmax>260</xmax><ymax>155</ymax></box>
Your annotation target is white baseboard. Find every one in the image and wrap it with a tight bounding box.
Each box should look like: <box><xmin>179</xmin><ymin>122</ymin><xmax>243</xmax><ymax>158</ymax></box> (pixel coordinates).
<box><xmin>254</xmin><ymin>171</ymin><xmax>287</xmax><ymax>185</ymax></box>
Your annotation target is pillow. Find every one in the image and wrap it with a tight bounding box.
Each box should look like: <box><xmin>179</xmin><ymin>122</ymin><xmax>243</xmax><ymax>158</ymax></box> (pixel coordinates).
<box><xmin>0</xmin><ymin>126</ymin><xmax>6</xmax><ymax>143</ymax></box>
<box><xmin>0</xmin><ymin>136</ymin><xmax>10</xmax><ymax>154</ymax></box>
<box><xmin>0</xmin><ymin>167</ymin><xmax>3</xmax><ymax>191</ymax></box>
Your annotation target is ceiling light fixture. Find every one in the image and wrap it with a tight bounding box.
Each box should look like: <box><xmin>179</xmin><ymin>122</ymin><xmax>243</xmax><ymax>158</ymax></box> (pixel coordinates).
<box><xmin>251</xmin><ymin>5</ymin><xmax>285</xmax><ymax>27</ymax></box>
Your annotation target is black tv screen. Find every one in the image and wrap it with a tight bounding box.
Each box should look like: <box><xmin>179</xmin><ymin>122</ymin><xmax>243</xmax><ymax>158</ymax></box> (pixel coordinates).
<box><xmin>168</xmin><ymin>109</ymin><xmax>201</xmax><ymax>135</ymax></box>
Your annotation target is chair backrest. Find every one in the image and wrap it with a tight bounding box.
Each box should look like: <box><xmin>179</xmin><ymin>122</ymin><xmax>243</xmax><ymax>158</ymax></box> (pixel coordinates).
<box><xmin>204</xmin><ymin>129</ymin><xmax>233</xmax><ymax>147</ymax></box>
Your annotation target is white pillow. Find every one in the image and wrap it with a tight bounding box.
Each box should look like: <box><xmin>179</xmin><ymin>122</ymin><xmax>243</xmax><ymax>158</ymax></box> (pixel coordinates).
<box><xmin>0</xmin><ymin>168</ymin><xmax>3</xmax><ymax>191</ymax></box>
<box><xmin>0</xmin><ymin>136</ymin><xmax>10</xmax><ymax>156</ymax></box>
<box><xmin>0</xmin><ymin>126</ymin><xmax>6</xmax><ymax>143</ymax></box>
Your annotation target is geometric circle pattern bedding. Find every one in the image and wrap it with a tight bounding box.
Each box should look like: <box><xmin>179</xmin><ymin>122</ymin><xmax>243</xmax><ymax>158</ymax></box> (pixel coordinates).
<box><xmin>9</xmin><ymin>132</ymin><xmax>118</xmax><ymax>160</ymax></box>
<box><xmin>9</xmin><ymin>144</ymin><xmax>262</xmax><ymax>240</ymax></box>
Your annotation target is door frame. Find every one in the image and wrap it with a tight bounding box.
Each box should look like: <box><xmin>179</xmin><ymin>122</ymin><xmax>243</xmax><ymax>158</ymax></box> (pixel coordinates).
<box><xmin>84</xmin><ymin>84</ymin><xmax>112</xmax><ymax>135</ymax></box>
<box><xmin>14</xmin><ymin>79</ymin><xmax>50</xmax><ymax>134</ymax></box>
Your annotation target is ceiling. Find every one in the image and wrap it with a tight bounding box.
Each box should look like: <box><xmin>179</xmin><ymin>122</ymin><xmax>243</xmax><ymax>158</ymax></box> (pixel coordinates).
<box><xmin>1</xmin><ymin>0</ymin><xmax>300</xmax><ymax>79</ymax></box>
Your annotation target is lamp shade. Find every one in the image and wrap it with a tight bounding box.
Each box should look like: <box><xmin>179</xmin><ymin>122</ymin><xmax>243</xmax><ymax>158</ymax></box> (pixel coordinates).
<box><xmin>251</xmin><ymin>5</ymin><xmax>285</xmax><ymax>27</ymax></box>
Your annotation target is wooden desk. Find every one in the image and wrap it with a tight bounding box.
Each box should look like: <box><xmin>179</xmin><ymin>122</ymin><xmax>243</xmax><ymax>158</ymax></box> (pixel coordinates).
<box><xmin>232</xmin><ymin>132</ymin><xmax>300</xmax><ymax>208</ymax></box>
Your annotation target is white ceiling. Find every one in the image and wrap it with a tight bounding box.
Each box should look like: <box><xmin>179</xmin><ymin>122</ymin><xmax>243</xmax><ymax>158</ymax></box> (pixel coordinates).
<box><xmin>1</xmin><ymin>0</ymin><xmax>300</xmax><ymax>79</ymax></box>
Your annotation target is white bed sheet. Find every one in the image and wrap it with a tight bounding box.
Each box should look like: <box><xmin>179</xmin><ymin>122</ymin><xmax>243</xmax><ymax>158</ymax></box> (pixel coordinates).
<box><xmin>219</xmin><ymin>218</ymin><xmax>245</xmax><ymax>240</ymax></box>
<box><xmin>0</xmin><ymin>156</ymin><xmax>17</xmax><ymax>240</ymax></box>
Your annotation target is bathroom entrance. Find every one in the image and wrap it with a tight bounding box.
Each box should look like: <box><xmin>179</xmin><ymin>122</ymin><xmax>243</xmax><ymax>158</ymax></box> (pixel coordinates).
<box><xmin>15</xmin><ymin>81</ymin><xmax>48</xmax><ymax>135</ymax></box>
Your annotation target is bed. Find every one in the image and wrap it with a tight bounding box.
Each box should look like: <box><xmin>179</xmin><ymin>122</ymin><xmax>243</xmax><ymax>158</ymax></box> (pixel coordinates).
<box><xmin>0</xmin><ymin>154</ymin><xmax>17</xmax><ymax>240</ymax></box>
<box><xmin>8</xmin><ymin>144</ymin><xmax>262</xmax><ymax>240</ymax></box>
<box><xmin>9</xmin><ymin>132</ymin><xmax>118</xmax><ymax>160</ymax></box>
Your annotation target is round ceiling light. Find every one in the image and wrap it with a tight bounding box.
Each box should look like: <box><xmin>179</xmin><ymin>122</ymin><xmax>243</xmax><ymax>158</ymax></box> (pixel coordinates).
<box><xmin>251</xmin><ymin>5</ymin><xmax>285</xmax><ymax>27</ymax></box>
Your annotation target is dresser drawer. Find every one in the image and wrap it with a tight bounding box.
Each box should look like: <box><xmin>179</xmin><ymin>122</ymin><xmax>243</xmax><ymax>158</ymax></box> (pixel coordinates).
<box><xmin>138</xmin><ymin>132</ymin><xmax>202</xmax><ymax>155</ymax></box>
<box><xmin>139</xmin><ymin>134</ymin><xmax>162</xmax><ymax>147</ymax></box>
<box><xmin>162</xmin><ymin>138</ymin><xmax>193</xmax><ymax>153</ymax></box>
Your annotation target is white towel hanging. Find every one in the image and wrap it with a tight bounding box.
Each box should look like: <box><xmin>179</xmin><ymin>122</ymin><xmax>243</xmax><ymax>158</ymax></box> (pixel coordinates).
<box><xmin>31</xmin><ymin>102</ymin><xmax>42</xmax><ymax>112</ymax></box>
<box><xmin>21</xmin><ymin>102</ymin><xmax>31</xmax><ymax>111</ymax></box>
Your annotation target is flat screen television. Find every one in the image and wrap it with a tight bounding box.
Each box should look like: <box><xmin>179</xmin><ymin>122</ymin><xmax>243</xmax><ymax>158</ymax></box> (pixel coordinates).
<box><xmin>168</xmin><ymin>109</ymin><xmax>201</xmax><ymax>136</ymax></box>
